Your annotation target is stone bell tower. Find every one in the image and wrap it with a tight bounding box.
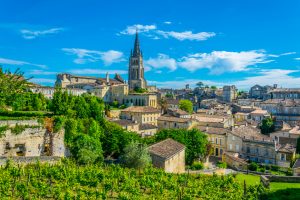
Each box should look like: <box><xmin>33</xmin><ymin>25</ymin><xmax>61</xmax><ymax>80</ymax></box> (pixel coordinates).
<box><xmin>128</xmin><ymin>30</ymin><xmax>147</xmax><ymax>90</ymax></box>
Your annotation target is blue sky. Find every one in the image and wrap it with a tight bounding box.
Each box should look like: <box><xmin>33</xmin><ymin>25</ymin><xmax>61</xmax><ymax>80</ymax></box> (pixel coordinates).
<box><xmin>1</xmin><ymin>0</ymin><xmax>300</xmax><ymax>90</ymax></box>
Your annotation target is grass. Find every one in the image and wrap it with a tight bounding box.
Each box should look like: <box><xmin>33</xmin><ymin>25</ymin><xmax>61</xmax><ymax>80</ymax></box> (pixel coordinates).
<box><xmin>235</xmin><ymin>173</ymin><xmax>260</xmax><ymax>186</ymax></box>
<box><xmin>270</xmin><ymin>182</ymin><xmax>300</xmax><ymax>191</ymax></box>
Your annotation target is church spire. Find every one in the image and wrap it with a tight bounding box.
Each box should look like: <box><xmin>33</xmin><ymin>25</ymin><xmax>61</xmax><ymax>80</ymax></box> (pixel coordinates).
<box><xmin>133</xmin><ymin>29</ymin><xmax>141</xmax><ymax>56</ymax></box>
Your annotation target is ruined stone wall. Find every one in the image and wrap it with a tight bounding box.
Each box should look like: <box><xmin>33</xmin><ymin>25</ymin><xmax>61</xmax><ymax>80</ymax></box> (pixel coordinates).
<box><xmin>0</xmin><ymin>120</ymin><xmax>39</xmax><ymax>127</ymax></box>
<box><xmin>0</xmin><ymin>127</ymin><xmax>66</xmax><ymax>158</ymax></box>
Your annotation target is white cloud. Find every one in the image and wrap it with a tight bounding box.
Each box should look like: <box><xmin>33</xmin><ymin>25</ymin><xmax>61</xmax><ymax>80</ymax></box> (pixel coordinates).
<box><xmin>280</xmin><ymin>52</ymin><xmax>296</xmax><ymax>56</ymax></box>
<box><xmin>62</xmin><ymin>48</ymin><xmax>125</xmax><ymax>65</ymax></box>
<box><xmin>149</xmin><ymin>69</ymin><xmax>300</xmax><ymax>89</ymax></box>
<box><xmin>164</xmin><ymin>21</ymin><xmax>172</xmax><ymax>25</ymax></box>
<box><xmin>31</xmin><ymin>78</ymin><xmax>55</xmax><ymax>84</ymax></box>
<box><xmin>119</xmin><ymin>24</ymin><xmax>157</xmax><ymax>35</ymax></box>
<box><xmin>148</xmin><ymin>79</ymin><xmax>221</xmax><ymax>89</ymax></box>
<box><xmin>157</xmin><ymin>30</ymin><xmax>216</xmax><ymax>41</ymax></box>
<box><xmin>233</xmin><ymin>69</ymin><xmax>300</xmax><ymax>89</ymax></box>
<box><xmin>20</xmin><ymin>28</ymin><xmax>64</xmax><ymax>39</ymax></box>
<box><xmin>178</xmin><ymin>50</ymin><xmax>271</xmax><ymax>74</ymax></box>
<box><xmin>145</xmin><ymin>54</ymin><xmax>177</xmax><ymax>71</ymax></box>
<box><xmin>295</xmin><ymin>58</ymin><xmax>300</xmax><ymax>61</ymax></box>
<box><xmin>29</xmin><ymin>70</ymin><xmax>57</xmax><ymax>75</ymax></box>
<box><xmin>69</xmin><ymin>68</ymin><xmax>127</xmax><ymax>75</ymax></box>
<box><xmin>0</xmin><ymin>57</ymin><xmax>47</xmax><ymax>69</ymax></box>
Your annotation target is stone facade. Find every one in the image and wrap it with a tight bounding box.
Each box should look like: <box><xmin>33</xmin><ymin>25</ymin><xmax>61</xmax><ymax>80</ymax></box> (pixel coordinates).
<box><xmin>128</xmin><ymin>31</ymin><xmax>147</xmax><ymax>90</ymax></box>
<box><xmin>124</xmin><ymin>93</ymin><xmax>157</xmax><ymax>108</ymax></box>
<box><xmin>120</xmin><ymin>106</ymin><xmax>161</xmax><ymax>126</ymax></box>
<box><xmin>222</xmin><ymin>85</ymin><xmax>237</xmax><ymax>102</ymax></box>
<box><xmin>260</xmin><ymin>99</ymin><xmax>300</xmax><ymax>126</ymax></box>
<box><xmin>157</xmin><ymin>116</ymin><xmax>197</xmax><ymax>130</ymax></box>
<box><xmin>148</xmin><ymin>139</ymin><xmax>185</xmax><ymax>173</ymax></box>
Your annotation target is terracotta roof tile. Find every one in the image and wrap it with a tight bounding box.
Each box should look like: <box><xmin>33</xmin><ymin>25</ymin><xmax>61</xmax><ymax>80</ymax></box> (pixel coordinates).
<box><xmin>148</xmin><ymin>138</ymin><xmax>185</xmax><ymax>160</ymax></box>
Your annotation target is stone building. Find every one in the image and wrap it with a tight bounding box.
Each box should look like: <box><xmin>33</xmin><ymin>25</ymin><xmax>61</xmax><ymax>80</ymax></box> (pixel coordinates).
<box><xmin>198</xmin><ymin>126</ymin><xmax>229</xmax><ymax>157</ymax></box>
<box><xmin>29</xmin><ymin>85</ymin><xmax>87</xmax><ymax>99</ymax></box>
<box><xmin>124</xmin><ymin>93</ymin><xmax>157</xmax><ymax>107</ymax></box>
<box><xmin>268</xmin><ymin>88</ymin><xmax>300</xmax><ymax>99</ymax></box>
<box><xmin>249</xmin><ymin>84</ymin><xmax>274</xmax><ymax>99</ymax></box>
<box><xmin>148</xmin><ymin>138</ymin><xmax>185</xmax><ymax>173</ymax></box>
<box><xmin>222</xmin><ymin>85</ymin><xmax>237</xmax><ymax>102</ymax></box>
<box><xmin>249</xmin><ymin>109</ymin><xmax>270</xmax><ymax>123</ymax></box>
<box><xmin>193</xmin><ymin>114</ymin><xmax>234</xmax><ymax>128</ymax></box>
<box><xmin>260</xmin><ymin>99</ymin><xmax>300</xmax><ymax>126</ymax></box>
<box><xmin>120</xmin><ymin>106</ymin><xmax>161</xmax><ymax>126</ymax></box>
<box><xmin>157</xmin><ymin>116</ymin><xmax>197</xmax><ymax>130</ymax></box>
<box><xmin>110</xmin><ymin>119</ymin><xmax>157</xmax><ymax>137</ymax></box>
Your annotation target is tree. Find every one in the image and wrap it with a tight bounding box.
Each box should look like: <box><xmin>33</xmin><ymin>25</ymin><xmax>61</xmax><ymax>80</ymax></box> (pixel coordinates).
<box><xmin>153</xmin><ymin>129</ymin><xmax>208</xmax><ymax>165</ymax></box>
<box><xmin>260</xmin><ymin>117</ymin><xmax>275</xmax><ymax>135</ymax></box>
<box><xmin>179</xmin><ymin>99</ymin><xmax>193</xmax><ymax>114</ymax></box>
<box><xmin>210</xmin><ymin>86</ymin><xmax>217</xmax><ymax>90</ymax></box>
<box><xmin>0</xmin><ymin>67</ymin><xmax>31</xmax><ymax>108</ymax></box>
<box><xmin>196</xmin><ymin>82</ymin><xmax>204</xmax><ymax>88</ymax></box>
<box><xmin>158</xmin><ymin>98</ymin><xmax>168</xmax><ymax>114</ymax></box>
<box><xmin>121</xmin><ymin>141</ymin><xmax>151</xmax><ymax>171</ymax></box>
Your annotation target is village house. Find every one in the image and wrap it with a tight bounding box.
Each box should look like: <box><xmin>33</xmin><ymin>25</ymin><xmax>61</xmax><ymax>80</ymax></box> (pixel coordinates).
<box><xmin>249</xmin><ymin>109</ymin><xmax>270</xmax><ymax>123</ymax></box>
<box><xmin>120</xmin><ymin>106</ymin><xmax>161</xmax><ymax>126</ymax></box>
<box><xmin>157</xmin><ymin>116</ymin><xmax>197</xmax><ymax>130</ymax></box>
<box><xmin>110</xmin><ymin>119</ymin><xmax>158</xmax><ymax>137</ymax></box>
<box><xmin>198</xmin><ymin>126</ymin><xmax>230</xmax><ymax>157</ymax></box>
<box><xmin>193</xmin><ymin>114</ymin><xmax>234</xmax><ymax>128</ymax></box>
<box><xmin>148</xmin><ymin>138</ymin><xmax>185</xmax><ymax>173</ymax></box>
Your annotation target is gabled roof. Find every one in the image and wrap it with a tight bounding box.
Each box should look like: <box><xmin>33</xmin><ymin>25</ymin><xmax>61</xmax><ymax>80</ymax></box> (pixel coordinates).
<box><xmin>148</xmin><ymin>138</ymin><xmax>185</xmax><ymax>160</ymax></box>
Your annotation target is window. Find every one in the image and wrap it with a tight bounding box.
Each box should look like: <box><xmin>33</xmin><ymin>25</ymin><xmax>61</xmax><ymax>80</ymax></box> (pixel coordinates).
<box><xmin>232</xmin><ymin>136</ymin><xmax>235</xmax><ymax>141</ymax></box>
<box><xmin>219</xmin><ymin>139</ymin><xmax>222</xmax><ymax>145</ymax></box>
<box><xmin>236</xmin><ymin>144</ymin><xmax>239</xmax><ymax>151</ymax></box>
<box><xmin>247</xmin><ymin>147</ymin><xmax>250</xmax><ymax>153</ymax></box>
<box><xmin>229</xmin><ymin>144</ymin><xmax>232</xmax><ymax>150</ymax></box>
<box><xmin>215</xmin><ymin>138</ymin><xmax>218</xmax><ymax>144</ymax></box>
<box><xmin>280</xmin><ymin>153</ymin><xmax>286</xmax><ymax>161</ymax></box>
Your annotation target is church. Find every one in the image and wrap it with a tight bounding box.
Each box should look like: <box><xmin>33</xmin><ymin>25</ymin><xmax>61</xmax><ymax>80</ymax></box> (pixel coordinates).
<box><xmin>54</xmin><ymin>31</ymin><xmax>157</xmax><ymax>107</ymax></box>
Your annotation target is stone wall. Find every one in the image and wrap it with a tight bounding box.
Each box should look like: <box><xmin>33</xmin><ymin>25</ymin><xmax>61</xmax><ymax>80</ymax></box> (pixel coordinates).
<box><xmin>260</xmin><ymin>175</ymin><xmax>300</xmax><ymax>188</ymax></box>
<box><xmin>0</xmin><ymin>119</ymin><xmax>39</xmax><ymax>127</ymax></box>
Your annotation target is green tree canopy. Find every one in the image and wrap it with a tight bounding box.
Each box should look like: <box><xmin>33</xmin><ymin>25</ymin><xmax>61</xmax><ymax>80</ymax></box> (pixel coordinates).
<box><xmin>153</xmin><ymin>129</ymin><xmax>209</xmax><ymax>165</ymax></box>
<box><xmin>121</xmin><ymin>141</ymin><xmax>151</xmax><ymax>170</ymax></box>
<box><xmin>0</xmin><ymin>67</ymin><xmax>31</xmax><ymax>109</ymax></box>
<box><xmin>260</xmin><ymin>117</ymin><xmax>275</xmax><ymax>135</ymax></box>
<box><xmin>179</xmin><ymin>99</ymin><xmax>193</xmax><ymax>114</ymax></box>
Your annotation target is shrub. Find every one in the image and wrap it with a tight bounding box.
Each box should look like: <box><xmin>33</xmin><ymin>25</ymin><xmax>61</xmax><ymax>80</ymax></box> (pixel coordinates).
<box><xmin>248</xmin><ymin>162</ymin><xmax>258</xmax><ymax>171</ymax></box>
<box><xmin>53</xmin><ymin>116</ymin><xmax>65</xmax><ymax>132</ymax></box>
<box><xmin>0</xmin><ymin>125</ymin><xmax>9</xmax><ymax>137</ymax></box>
<box><xmin>286</xmin><ymin>168</ymin><xmax>293</xmax><ymax>176</ymax></box>
<box><xmin>265</xmin><ymin>165</ymin><xmax>270</xmax><ymax>170</ymax></box>
<box><xmin>10</xmin><ymin>124</ymin><xmax>26</xmax><ymax>135</ymax></box>
<box><xmin>271</xmin><ymin>165</ymin><xmax>279</xmax><ymax>171</ymax></box>
<box><xmin>217</xmin><ymin>161</ymin><xmax>227</xmax><ymax>169</ymax></box>
<box><xmin>190</xmin><ymin>162</ymin><xmax>204</xmax><ymax>170</ymax></box>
